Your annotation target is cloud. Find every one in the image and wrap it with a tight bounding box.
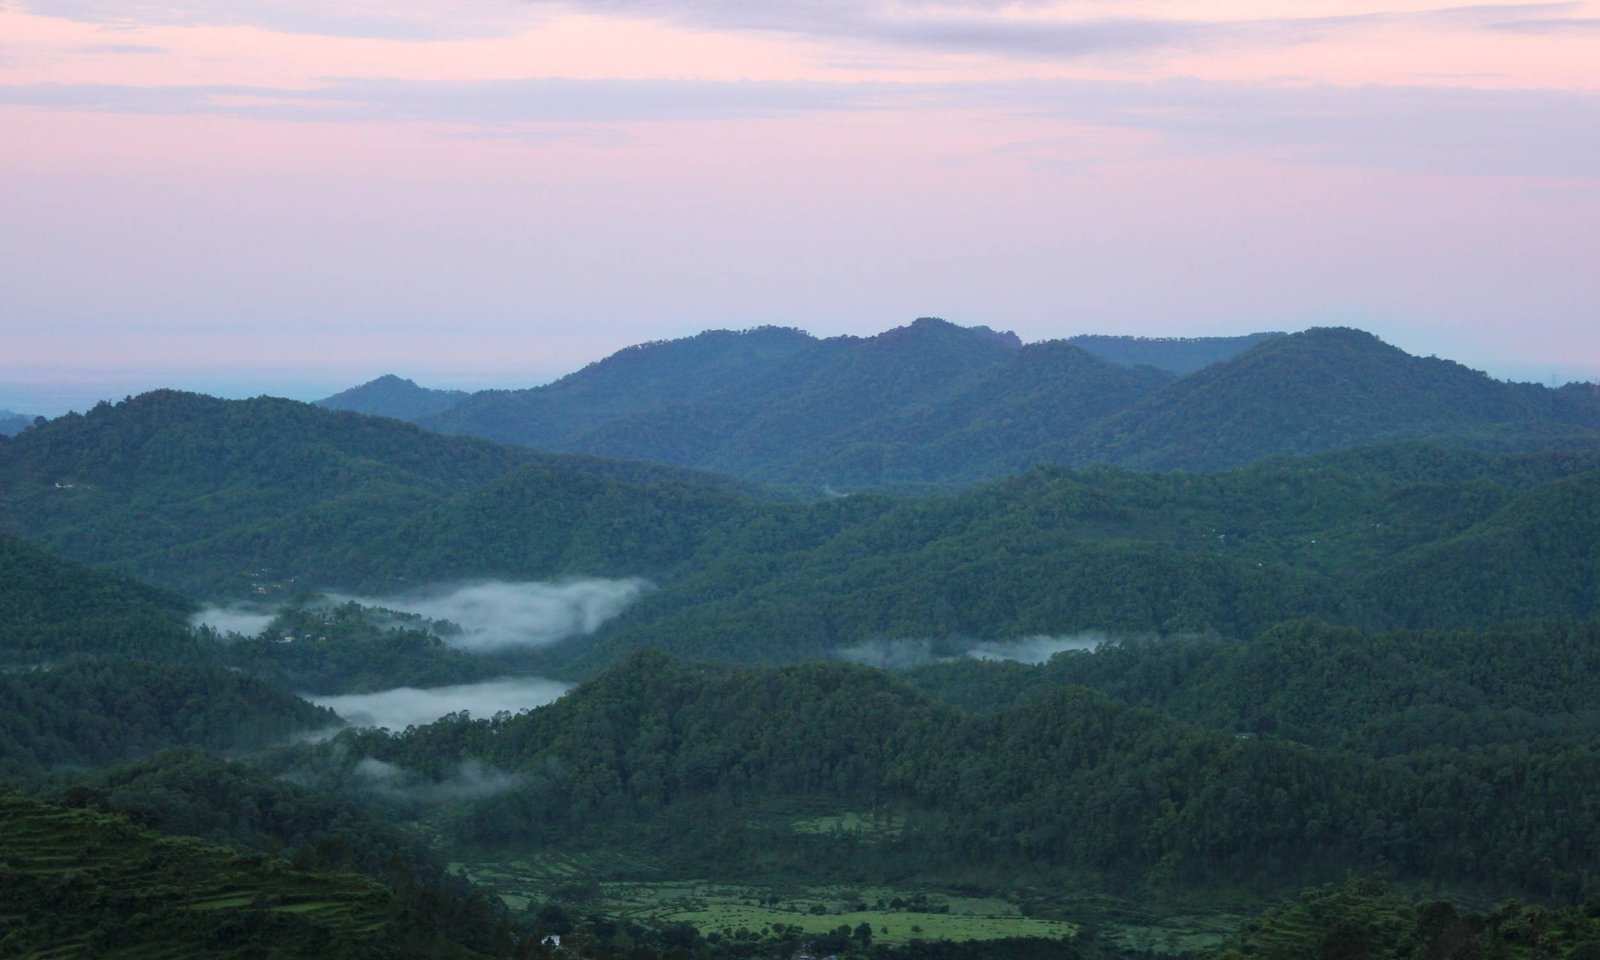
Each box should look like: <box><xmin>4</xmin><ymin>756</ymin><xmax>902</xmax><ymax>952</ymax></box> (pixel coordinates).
<box><xmin>328</xmin><ymin>579</ymin><xmax>651</xmax><ymax>652</ymax></box>
<box><xmin>309</xmin><ymin>676</ymin><xmax>572</xmax><ymax>730</ymax></box>
<box><xmin>966</xmin><ymin>633</ymin><xmax>1107</xmax><ymax>664</ymax></box>
<box><xmin>2</xmin><ymin>74</ymin><xmax>1594</xmax><ymax>179</ymax></box>
<box><xmin>837</xmin><ymin>638</ymin><xmax>944</xmax><ymax>670</ymax></box>
<box><xmin>354</xmin><ymin>757</ymin><xmax>524</xmax><ymax>802</ymax></box>
<box><xmin>838</xmin><ymin>633</ymin><xmax>1109</xmax><ymax>669</ymax></box>
<box><xmin>19</xmin><ymin>0</ymin><xmax>1583</xmax><ymax>51</ymax></box>
<box><xmin>514</xmin><ymin>0</ymin><xmax>1587</xmax><ymax>59</ymax></box>
<box><xmin>190</xmin><ymin>604</ymin><xmax>275</xmax><ymax>637</ymax></box>
<box><xmin>1484</xmin><ymin>15</ymin><xmax>1600</xmax><ymax>32</ymax></box>
<box><xmin>20</xmin><ymin>0</ymin><xmax>545</xmax><ymax>40</ymax></box>
<box><xmin>0</xmin><ymin>78</ymin><xmax>882</xmax><ymax>127</ymax></box>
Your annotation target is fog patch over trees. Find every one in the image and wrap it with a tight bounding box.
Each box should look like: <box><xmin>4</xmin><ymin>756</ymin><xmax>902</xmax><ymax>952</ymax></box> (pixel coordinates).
<box><xmin>326</xmin><ymin>579</ymin><xmax>652</xmax><ymax>652</ymax></box>
<box><xmin>190</xmin><ymin>605</ymin><xmax>276</xmax><ymax>638</ymax></box>
<box><xmin>966</xmin><ymin>633</ymin><xmax>1109</xmax><ymax>664</ymax></box>
<box><xmin>308</xmin><ymin>676</ymin><xmax>572</xmax><ymax>731</ymax></box>
<box><xmin>838</xmin><ymin>633</ymin><xmax>1111</xmax><ymax>669</ymax></box>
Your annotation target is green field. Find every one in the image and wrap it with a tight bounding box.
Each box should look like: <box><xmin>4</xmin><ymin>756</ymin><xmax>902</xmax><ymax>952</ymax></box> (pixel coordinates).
<box><xmin>453</xmin><ymin>848</ymin><xmax>1076</xmax><ymax>947</ymax></box>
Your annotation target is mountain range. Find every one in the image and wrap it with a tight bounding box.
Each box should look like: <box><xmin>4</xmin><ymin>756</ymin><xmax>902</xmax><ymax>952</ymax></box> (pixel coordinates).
<box><xmin>320</xmin><ymin>320</ymin><xmax>1600</xmax><ymax>486</ymax></box>
<box><xmin>4</xmin><ymin>389</ymin><xmax>1599</xmax><ymax>674</ymax></box>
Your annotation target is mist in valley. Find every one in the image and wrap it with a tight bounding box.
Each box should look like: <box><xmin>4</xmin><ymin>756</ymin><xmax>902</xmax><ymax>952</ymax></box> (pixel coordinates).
<box><xmin>308</xmin><ymin>676</ymin><xmax>572</xmax><ymax>731</ymax></box>
<box><xmin>325</xmin><ymin>578</ymin><xmax>652</xmax><ymax>652</ymax></box>
<box><xmin>839</xmin><ymin>633</ymin><xmax>1111</xmax><ymax>669</ymax></box>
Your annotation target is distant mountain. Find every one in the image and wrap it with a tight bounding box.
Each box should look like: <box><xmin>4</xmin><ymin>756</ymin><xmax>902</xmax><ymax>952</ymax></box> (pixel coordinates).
<box><xmin>406</xmin><ymin>321</ymin><xmax>1600</xmax><ymax>484</ymax></box>
<box><xmin>0</xmin><ymin>409</ymin><xmax>35</xmax><ymax>436</ymax></box>
<box><xmin>1047</xmin><ymin>327</ymin><xmax>1600</xmax><ymax>470</ymax></box>
<box><xmin>423</xmin><ymin>325</ymin><xmax>817</xmax><ymax>447</ymax></box>
<box><xmin>428</xmin><ymin>317</ymin><xmax>1180</xmax><ymax>486</ymax></box>
<box><xmin>571</xmin><ymin>318</ymin><xmax>1036</xmax><ymax>482</ymax></box>
<box><xmin>317</xmin><ymin>374</ymin><xmax>468</xmax><ymax>421</ymax></box>
<box><xmin>1067</xmin><ymin>331</ymin><xmax>1284</xmax><ymax>374</ymax></box>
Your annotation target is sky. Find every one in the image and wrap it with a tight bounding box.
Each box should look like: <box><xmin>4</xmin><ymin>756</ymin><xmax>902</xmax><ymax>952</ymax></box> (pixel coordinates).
<box><xmin>1</xmin><ymin>0</ymin><xmax>1598</xmax><ymax>412</ymax></box>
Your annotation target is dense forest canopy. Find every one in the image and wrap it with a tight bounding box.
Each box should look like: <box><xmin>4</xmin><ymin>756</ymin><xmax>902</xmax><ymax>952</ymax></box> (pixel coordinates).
<box><xmin>6</xmin><ymin>324</ymin><xmax>1600</xmax><ymax>958</ymax></box>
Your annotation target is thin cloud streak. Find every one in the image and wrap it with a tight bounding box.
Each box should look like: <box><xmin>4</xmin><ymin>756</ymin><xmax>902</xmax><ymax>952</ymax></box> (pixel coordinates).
<box><xmin>3</xmin><ymin>75</ymin><xmax>1593</xmax><ymax>178</ymax></box>
<box><xmin>17</xmin><ymin>0</ymin><xmax>1589</xmax><ymax>53</ymax></box>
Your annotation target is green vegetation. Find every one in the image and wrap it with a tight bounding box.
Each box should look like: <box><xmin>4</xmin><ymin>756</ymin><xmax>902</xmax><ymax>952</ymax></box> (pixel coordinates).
<box><xmin>319</xmin><ymin>374</ymin><xmax>469</xmax><ymax>421</ymax></box>
<box><xmin>0</xmin><ymin>532</ymin><xmax>196</xmax><ymax>664</ymax></box>
<box><xmin>0</xmin><ymin>659</ymin><xmax>335</xmax><ymax>780</ymax></box>
<box><xmin>0</xmin><ymin>789</ymin><xmax>504</xmax><ymax>958</ymax></box>
<box><xmin>1206</xmin><ymin>879</ymin><xmax>1600</xmax><ymax>959</ymax></box>
<box><xmin>279</xmin><ymin>645</ymin><xmax>1600</xmax><ymax>908</ymax></box>
<box><xmin>417</xmin><ymin>322</ymin><xmax>1600</xmax><ymax>484</ymax></box>
<box><xmin>208</xmin><ymin>601</ymin><xmax>506</xmax><ymax>694</ymax></box>
<box><xmin>8</xmin><ymin>390</ymin><xmax>1600</xmax><ymax>676</ymax></box>
<box><xmin>1066</xmin><ymin>333</ymin><xmax>1284</xmax><ymax>375</ymax></box>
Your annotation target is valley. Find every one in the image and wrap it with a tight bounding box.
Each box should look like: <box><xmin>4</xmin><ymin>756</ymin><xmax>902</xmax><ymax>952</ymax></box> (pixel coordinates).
<box><xmin>4</xmin><ymin>322</ymin><xmax>1599</xmax><ymax>959</ymax></box>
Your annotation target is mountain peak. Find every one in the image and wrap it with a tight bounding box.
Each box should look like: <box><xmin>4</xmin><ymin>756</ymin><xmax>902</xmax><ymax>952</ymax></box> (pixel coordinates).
<box><xmin>318</xmin><ymin>375</ymin><xmax>467</xmax><ymax>422</ymax></box>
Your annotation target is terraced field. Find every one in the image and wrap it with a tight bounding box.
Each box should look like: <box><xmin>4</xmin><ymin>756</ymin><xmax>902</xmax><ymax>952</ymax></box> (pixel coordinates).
<box><xmin>454</xmin><ymin>850</ymin><xmax>1076</xmax><ymax>947</ymax></box>
<box><xmin>0</xmin><ymin>790</ymin><xmax>478</xmax><ymax>959</ymax></box>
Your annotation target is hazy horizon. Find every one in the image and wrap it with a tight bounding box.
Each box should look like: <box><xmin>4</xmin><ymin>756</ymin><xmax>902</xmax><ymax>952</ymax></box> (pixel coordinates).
<box><xmin>2</xmin><ymin>0</ymin><xmax>1597</xmax><ymax>409</ymax></box>
<box><xmin>4</xmin><ymin>319</ymin><xmax>1598</xmax><ymax>417</ymax></box>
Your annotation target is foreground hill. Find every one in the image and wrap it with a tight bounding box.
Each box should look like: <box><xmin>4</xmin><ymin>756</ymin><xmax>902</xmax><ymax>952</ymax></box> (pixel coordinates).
<box><xmin>318</xmin><ymin>646</ymin><xmax>1600</xmax><ymax>902</ymax></box>
<box><xmin>0</xmin><ymin>789</ymin><xmax>504</xmax><ymax>958</ymax></box>
<box><xmin>1207</xmin><ymin>880</ymin><xmax>1600</xmax><ymax>960</ymax></box>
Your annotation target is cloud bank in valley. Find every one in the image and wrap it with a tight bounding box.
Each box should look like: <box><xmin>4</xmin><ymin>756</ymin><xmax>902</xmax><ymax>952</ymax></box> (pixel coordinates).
<box><xmin>189</xmin><ymin>605</ymin><xmax>276</xmax><ymax>638</ymax></box>
<box><xmin>330</xmin><ymin>578</ymin><xmax>652</xmax><ymax>652</ymax></box>
<box><xmin>354</xmin><ymin>758</ymin><xmax>524</xmax><ymax>804</ymax></box>
<box><xmin>839</xmin><ymin>633</ymin><xmax>1112</xmax><ymax>669</ymax></box>
<box><xmin>309</xmin><ymin>676</ymin><xmax>572</xmax><ymax>731</ymax></box>
<box><xmin>966</xmin><ymin>633</ymin><xmax>1108</xmax><ymax>664</ymax></box>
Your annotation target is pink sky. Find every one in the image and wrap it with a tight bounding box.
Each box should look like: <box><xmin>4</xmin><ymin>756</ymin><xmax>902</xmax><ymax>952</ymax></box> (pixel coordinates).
<box><xmin>1</xmin><ymin>0</ymin><xmax>1598</xmax><ymax>410</ymax></box>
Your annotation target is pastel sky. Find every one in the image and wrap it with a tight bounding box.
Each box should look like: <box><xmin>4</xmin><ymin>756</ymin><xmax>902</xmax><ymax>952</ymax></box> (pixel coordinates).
<box><xmin>2</xmin><ymin>0</ymin><xmax>1598</xmax><ymax>412</ymax></box>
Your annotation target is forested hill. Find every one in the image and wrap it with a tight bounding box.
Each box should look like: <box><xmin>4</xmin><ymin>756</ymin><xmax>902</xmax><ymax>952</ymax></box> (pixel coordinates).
<box><xmin>1066</xmin><ymin>332</ymin><xmax>1284</xmax><ymax>374</ymax></box>
<box><xmin>0</xmin><ymin>531</ymin><xmax>195</xmax><ymax>663</ymax></box>
<box><xmin>343</xmin><ymin>321</ymin><xmax>1600</xmax><ymax>485</ymax></box>
<box><xmin>1049</xmin><ymin>327</ymin><xmax>1600</xmax><ymax>470</ymax></box>
<box><xmin>0</xmin><ymin>409</ymin><xmax>34</xmax><ymax>436</ymax></box>
<box><xmin>318</xmin><ymin>374</ymin><xmax>468</xmax><ymax>421</ymax></box>
<box><xmin>422</xmin><ymin>318</ymin><xmax>1178</xmax><ymax>485</ymax></box>
<box><xmin>0</xmin><ymin>658</ymin><xmax>337</xmax><ymax>780</ymax></box>
<box><xmin>0</xmin><ymin>390</ymin><xmax>756</xmax><ymax>595</ymax></box>
<box><xmin>554</xmin><ymin>446</ymin><xmax>1600</xmax><ymax>670</ymax></box>
<box><xmin>0</xmin><ymin>789</ymin><xmax>508</xmax><ymax>958</ymax></box>
<box><xmin>420</xmin><ymin>325</ymin><xmax>819</xmax><ymax>445</ymax></box>
<box><xmin>329</xmin><ymin>646</ymin><xmax>1600</xmax><ymax>901</ymax></box>
<box><xmin>5</xmin><ymin>387</ymin><xmax>1600</xmax><ymax>664</ymax></box>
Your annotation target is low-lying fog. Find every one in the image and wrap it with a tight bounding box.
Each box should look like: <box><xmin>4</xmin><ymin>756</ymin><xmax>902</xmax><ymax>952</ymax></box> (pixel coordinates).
<box><xmin>330</xmin><ymin>579</ymin><xmax>651</xmax><ymax>651</ymax></box>
<box><xmin>839</xmin><ymin>633</ymin><xmax>1109</xmax><ymax>669</ymax></box>
<box><xmin>192</xmin><ymin>578</ymin><xmax>651</xmax><ymax>650</ymax></box>
<box><xmin>189</xmin><ymin>605</ymin><xmax>276</xmax><ymax>638</ymax></box>
<box><xmin>309</xmin><ymin>676</ymin><xmax>572</xmax><ymax>731</ymax></box>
